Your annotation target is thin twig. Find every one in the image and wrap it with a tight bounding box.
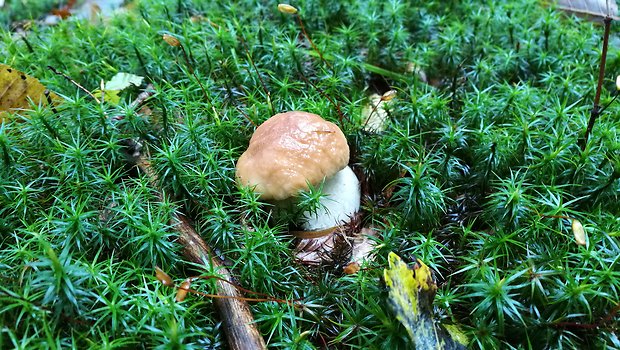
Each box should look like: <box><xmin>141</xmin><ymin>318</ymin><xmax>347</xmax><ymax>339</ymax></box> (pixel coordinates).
<box><xmin>581</xmin><ymin>16</ymin><xmax>613</xmax><ymax>150</ymax></box>
<box><xmin>47</xmin><ymin>65</ymin><xmax>100</xmax><ymax>104</ymax></box>
<box><xmin>298</xmin><ymin>71</ymin><xmax>348</xmax><ymax>127</ymax></box>
<box><xmin>295</xmin><ymin>14</ymin><xmax>332</xmax><ymax>71</ymax></box>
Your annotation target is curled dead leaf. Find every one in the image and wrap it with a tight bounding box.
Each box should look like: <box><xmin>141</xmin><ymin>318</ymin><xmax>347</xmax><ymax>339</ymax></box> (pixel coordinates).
<box><xmin>155</xmin><ymin>266</ymin><xmax>173</xmax><ymax>286</ymax></box>
<box><xmin>176</xmin><ymin>279</ymin><xmax>191</xmax><ymax>302</ymax></box>
<box><xmin>571</xmin><ymin>219</ymin><xmax>587</xmax><ymax>246</ymax></box>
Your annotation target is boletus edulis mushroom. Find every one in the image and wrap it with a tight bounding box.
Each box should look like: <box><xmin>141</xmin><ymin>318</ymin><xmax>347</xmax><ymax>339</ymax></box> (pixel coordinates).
<box><xmin>235</xmin><ymin>111</ymin><xmax>360</xmax><ymax>232</ymax></box>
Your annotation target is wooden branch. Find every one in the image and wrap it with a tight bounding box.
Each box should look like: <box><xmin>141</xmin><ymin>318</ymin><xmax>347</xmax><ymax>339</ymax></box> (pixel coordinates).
<box><xmin>135</xmin><ymin>156</ymin><xmax>267</xmax><ymax>350</ymax></box>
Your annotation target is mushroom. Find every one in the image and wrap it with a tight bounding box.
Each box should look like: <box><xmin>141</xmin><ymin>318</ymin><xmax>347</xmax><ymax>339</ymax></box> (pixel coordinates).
<box><xmin>235</xmin><ymin>111</ymin><xmax>360</xmax><ymax>231</ymax></box>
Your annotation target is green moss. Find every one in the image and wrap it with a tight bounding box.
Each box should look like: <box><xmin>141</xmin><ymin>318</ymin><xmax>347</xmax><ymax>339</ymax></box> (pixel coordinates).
<box><xmin>1</xmin><ymin>0</ymin><xmax>619</xmax><ymax>348</ymax></box>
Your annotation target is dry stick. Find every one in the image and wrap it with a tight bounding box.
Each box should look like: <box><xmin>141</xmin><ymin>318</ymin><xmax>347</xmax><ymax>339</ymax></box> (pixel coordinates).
<box><xmin>135</xmin><ymin>157</ymin><xmax>267</xmax><ymax>350</ymax></box>
<box><xmin>581</xmin><ymin>16</ymin><xmax>613</xmax><ymax>150</ymax></box>
<box><xmin>297</xmin><ymin>72</ymin><xmax>348</xmax><ymax>127</ymax></box>
<box><xmin>294</xmin><ymin>13</ymin><xmax>332</xmax><ymax>71</ymax></box>
<box><xmin>47</xmin><ymin>66</ymin><xmax>101</xmax><ymax>104</ymax></box>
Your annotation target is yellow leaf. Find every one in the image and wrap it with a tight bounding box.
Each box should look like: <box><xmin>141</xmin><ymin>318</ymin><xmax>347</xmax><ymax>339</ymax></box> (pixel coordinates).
<box><xmin>384</xmin><ymin>252</ymin><xmax>467</xmax><ymax>349</ymax></box>
<box><xmin>278</xmin><ymin>4</ymin><xmax>298</xmax><ymax>14</ymax></box>
<box><xmin>93</xmin><ymin>89</ymin><xmax>121</xmax><ymax>105</ymax></box>
<box><xmin>0</xmin><ymin>64</ymin><xmax>61</xmax><ymax>120</ymax></box>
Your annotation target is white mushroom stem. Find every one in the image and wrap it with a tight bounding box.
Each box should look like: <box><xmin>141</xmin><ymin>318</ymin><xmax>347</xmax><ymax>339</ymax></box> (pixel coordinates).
<box><xmin>301</xmin><ymin>166</ymin><xmax>360</xmax><ymax>231</ymax></box>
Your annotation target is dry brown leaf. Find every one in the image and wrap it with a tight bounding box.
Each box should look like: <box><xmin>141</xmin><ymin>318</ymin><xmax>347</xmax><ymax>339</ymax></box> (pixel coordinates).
<box><xmin>349</xmin><ymin>227</ymin><xmax>378</xmax><ymax>265</ymax></box>
<box><xmin>294</xmin><ymin>233</ymin><xmax>340</xmax><ymax>265</ymax></box>
<box><xmin>155</xmin><ymin>266</ymin><xmax>173</xmax><ymax>286</ymax></box>
<box><xmin>343</xmin><ymin>262</ymin><xmax>361</xmax><ymax>274</ymax></box>
<box><xmin>0</xmin><ymin>64</ymin><xmax>61</xmax><ymax>120</ymax></box>
<box><xmin>553</xmin><ymin>0</ymin><xmax>619</xmax><ymax>20</ymax></box>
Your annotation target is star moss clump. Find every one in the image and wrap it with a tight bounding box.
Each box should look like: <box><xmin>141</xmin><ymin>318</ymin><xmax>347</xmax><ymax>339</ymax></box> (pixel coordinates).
<box><xmin>1</xmin><ymin>0</ymin><xmax>619</xmax><ymax>348</ymax></box>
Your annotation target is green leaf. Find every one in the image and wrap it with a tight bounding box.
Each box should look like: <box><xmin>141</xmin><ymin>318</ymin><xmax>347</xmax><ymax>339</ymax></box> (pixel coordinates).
<box><xmin>104</xmin><ymin>72</ymin><xmax>144</xmax><ymax>91</ymax></box>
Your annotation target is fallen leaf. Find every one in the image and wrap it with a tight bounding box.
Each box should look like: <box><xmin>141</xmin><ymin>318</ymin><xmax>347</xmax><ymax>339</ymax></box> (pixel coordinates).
<box><xmin>93</xmin><ymin>72</ymin><xmax>144</xmax><ymax>105</ymax></box>
<box><xmin>294</xmin><ymin>233</ymin><xmax>340</xmax><ymax>265</ymax></box>
<box><xmin>94</xmin><ymin>89</ymin><xmax>121</xmax><ymax>105</ymax></box>
<box><xmin>361</xmin><ymin>94</ymin><xmax>390</xmax><ymax>132</ymax></box>
<box><xmin>384</xmin><ymin>252</ymin><xmax>467</xmax><ymax>349</ymax></box>
<box><xmin>348</xmin><ymin>227</ymin><xmax>377</xmax><ymax>265</ymax></box>
<box><xmin>0</xmin><ymin>64</ymin><xmax>61</xmax><ymax>120</ymax></box>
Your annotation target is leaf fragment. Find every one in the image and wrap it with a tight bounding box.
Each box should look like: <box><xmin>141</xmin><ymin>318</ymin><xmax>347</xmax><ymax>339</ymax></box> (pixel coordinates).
<box><xmin>93</xmin><ymin>72</ymin><xmax>144</xmax><ymax>105</ymax></box>
<box><xmin>361</xmin><ymin>93</ymin><xmax>391</xmax><ymax>132</ymax></box>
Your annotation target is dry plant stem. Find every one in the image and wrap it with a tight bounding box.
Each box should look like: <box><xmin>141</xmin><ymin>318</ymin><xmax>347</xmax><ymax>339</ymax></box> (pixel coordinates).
<box><xmin>136</xmin><ymin>157</ymin><xmax>267</xmax><ymax>350</ymax></box>
<box><xmin>47</xmin><ymin>66</ymin><xmax>101</xmax><ymax>104</ymax></box>
<box><xmin>582</xmin><ymin>16</ymin><xmax>612</xmax><ymax>150</ymax></box>
<box><xmin>297</xmin><ymin>72</ymin><xmax>347</xmax><ymax>127</ymax></box>
<box><xmin>44</xmin><ymin>90</ymin><xmax>59</xmax><ymax>115</ymax></box>
<box><xmin>295</xmin><ymin>14</ymin><xmax>332</xmax><ymax>71</ymax></box>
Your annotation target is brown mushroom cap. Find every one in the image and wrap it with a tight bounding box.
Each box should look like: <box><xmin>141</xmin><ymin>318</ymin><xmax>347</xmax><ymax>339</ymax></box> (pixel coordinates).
<box><xmin>236</xmin><ymin>111</ymin><xmax>349</xmax><ymax>200</ymax></box>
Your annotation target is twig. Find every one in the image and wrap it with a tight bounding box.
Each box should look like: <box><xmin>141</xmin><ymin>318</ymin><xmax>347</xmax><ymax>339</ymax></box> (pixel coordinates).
<box><xmin>581</xmin><ymin>16</ymin><xmax>613</xmax><ymax>150</ymax></box>
<box><xmin>47</xmin><ymin>65</ymin><xmax>100</xmax><ymax>104</ymax></box>
<box><xmin>294</xmin><ymin>13</ymin><xmax>332</xmax><ymax>71</ymax></box>
<box><xmin>135</xmin><ymin>155</ymin><xmax>267</xmax><ymax>350</ymax></box>
<box><xmin>298</xmin><ymin>71</ymin><xmax>348</xmax><ymax>127</ymax></box>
